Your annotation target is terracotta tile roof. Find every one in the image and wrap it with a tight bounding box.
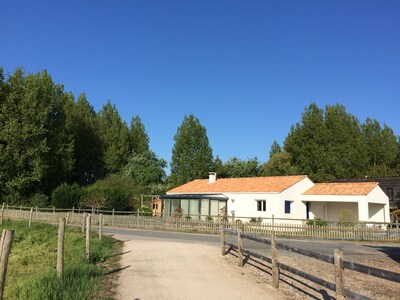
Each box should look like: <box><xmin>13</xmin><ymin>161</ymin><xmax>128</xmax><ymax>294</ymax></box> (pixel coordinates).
<box><xmin>302</xmin><ymin>182</ymin><xmax>378</xmax><ymax>196</ymax></box>
<box><xmin>167</xmin><ymin>175</ymin><xmax>308</xmax><ymax>194</ymax></box>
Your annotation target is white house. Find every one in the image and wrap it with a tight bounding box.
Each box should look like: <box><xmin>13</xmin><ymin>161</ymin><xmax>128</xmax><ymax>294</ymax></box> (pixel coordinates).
<box><xmin>163</xmin><ymin>173</ymin><xmax>389</xmax><ymax>224</ymax></box>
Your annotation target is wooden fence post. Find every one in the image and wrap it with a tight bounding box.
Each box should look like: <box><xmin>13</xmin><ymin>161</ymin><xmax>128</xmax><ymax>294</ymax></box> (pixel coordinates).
<box><xmin>220</xmin><ymin>223</ymin><xmax>226</xmax><ymax>256</ymax></box>
<box><xmin>112</xmin><ymin>209</ymin><xmax>115</xmax><ymax>226</ymax></box>
<box><xmin>82</xmin><ymin>212</ymin><xmax>87</xmax><ymax>233</ymax></box>
<box><xmin>0</xmin><ymin>229</ymin><xmax>15</xmax><ymax>299</ymax></box>
<box><xmin>66</xmin><ymin>212</ymin><xmax>70</xmax><ymax>225</ymax></box>
<box><xmin>35</xmin><ymin>206</ymin><xmax>38</xmax><ymax>219</ymax></box>
<box><xmin>98</xmin><ymin>214</ymin><xmax>103</xmax><ymax>240</ymax></box>
<box><xmin>0</xmin><ymin>203</ymin><xmax>4</xmax><ymax>225</ymax></box>
<box><xmin>86</xmin><ymin>214</ymin><xmax>91</xmax><ymax>260</ymax></box>
<box><xmin>29</xmin><ymin>208</ymin><xmax>33</xmax><ymax>228</ymax></box>
<box><xmin>57</xmin><ymin>218</ymin><xmax>65</xmax><ymax>278</ymax></box>
<box><xmin>237</xmin><ymin>226</ymin><xmax>243</xmax><ymax>267</ymax></box>
<box><xmin>271</xmin><ymin>232</ymin><xmax>280</xmax><ymax>289</ymax></box>
<box><xmin>334</xmin><ymin>248</ymin><xmax>344</xmax><ymax>300</ymax></box>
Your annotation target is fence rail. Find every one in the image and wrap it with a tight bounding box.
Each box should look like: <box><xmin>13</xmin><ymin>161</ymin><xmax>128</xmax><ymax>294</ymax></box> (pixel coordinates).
<box><xmin>223</xmin><ymin>228</ymin><xmax>400</xmax><ymax>300</ymax></box>
<box><xmin>2</xmin><ymin>205</ymin><xmax>400</xmax><ymax>242</ymax></box>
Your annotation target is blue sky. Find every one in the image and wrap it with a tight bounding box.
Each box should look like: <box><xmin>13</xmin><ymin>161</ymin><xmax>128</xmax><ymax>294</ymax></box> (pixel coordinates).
<box><xmin>1</xmin><ymin>0</ymin><xmax>399</xmax><ymax>168</ymax></box>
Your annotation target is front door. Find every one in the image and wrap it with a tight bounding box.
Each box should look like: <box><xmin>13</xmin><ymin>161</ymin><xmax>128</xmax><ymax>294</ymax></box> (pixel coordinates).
<box><xmin>306</xmin><ymin>202</ymin><xmax>310</xmax><ymax>219</ymax></box>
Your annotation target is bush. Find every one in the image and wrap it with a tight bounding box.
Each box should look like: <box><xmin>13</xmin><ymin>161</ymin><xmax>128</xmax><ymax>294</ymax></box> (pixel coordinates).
<box><xmin>307</xmin><ymin>218</ymin><xmax>328</xmax><ymax>227</ymax></box>
<box><xmin>52</xmin><ymin>183</ymin><xmax>84</xmax><ymax>208</ymax></box>
<box><xmin>81</xmin><ymin>175</ymin><xmax>139</xmax><ymax>211</ymax></box>
<box><xmin>29</xmin><ymin>193</ymin><xmax>49</xmax><ymax>207</ymax></box>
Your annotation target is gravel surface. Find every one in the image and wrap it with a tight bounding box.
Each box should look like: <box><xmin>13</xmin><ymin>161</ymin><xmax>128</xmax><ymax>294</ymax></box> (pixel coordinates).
<box><xmin>112</xmin><ymin>233</ymin><xmax>284</xmax><ymax>300</ymax></box>
<box><xmin>223</xmin><ymin>245</ymin><xmax>400</xmax><ymax>300</ymax></box>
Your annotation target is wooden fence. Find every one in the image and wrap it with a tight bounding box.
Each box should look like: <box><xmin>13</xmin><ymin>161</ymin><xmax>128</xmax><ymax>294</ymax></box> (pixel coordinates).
<box><xmin>2</xmin><ymin>205</ymin><xmax>400</xmax><ymax>242</ymax></box>
<box><xmin>222</xmin><ymin>227</ymin><xmax>400</xmax><ymax>300</ymax></box>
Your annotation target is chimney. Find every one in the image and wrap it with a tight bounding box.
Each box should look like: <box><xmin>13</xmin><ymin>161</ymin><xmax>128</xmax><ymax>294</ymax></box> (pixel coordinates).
<box><xmin>208</xmin><ymin>172</ymin><xmax>217</xmax><ymax>183</ymax></box>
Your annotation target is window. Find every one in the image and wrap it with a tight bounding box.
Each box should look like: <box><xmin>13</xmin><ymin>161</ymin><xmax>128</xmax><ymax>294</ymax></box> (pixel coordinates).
<box><xmin>284</xmin><ymin>200</ymin><xmax>292</xmax><ymax>214</ymax></box>
<box><xmin>256</xmin><ymin>200</ymin><xmax>266</xmax><ymax>212</ymax></box>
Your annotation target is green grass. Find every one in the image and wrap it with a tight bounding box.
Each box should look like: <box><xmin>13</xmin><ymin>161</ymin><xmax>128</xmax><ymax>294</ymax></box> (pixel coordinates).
<box><xmin>0</xmin><ymin>219</ymin><xmax>120</xmax><ymax>299</ymax></box>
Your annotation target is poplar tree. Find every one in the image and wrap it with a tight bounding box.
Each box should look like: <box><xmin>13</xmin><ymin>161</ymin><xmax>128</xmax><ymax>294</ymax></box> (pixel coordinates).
<box><xmin>362</xmin><ymin>118</ymin><xmax>398</xmax><ymax>169</ymax></box>
<box><xmin>65</xmin><ymin>93</ymin><xmax>104</xmax><ymax>185</ymax></box>
<box><xmin>170</xmin><ymin>114</ymin><xmax>213</xmax><ymax>185</ymax></box>
<box><xmin>0</xmin><ymin>68</ymin><xmax>73</xmax><ymax>199</ymax></box>
<box><xmin>98</xmin><ymin>100</ymin><xmax>130</xmax><ymax>175</ymax></box>
<box><xmin>129</xmin><ymin>115</ymin><xmax>150</xmax><ymax>154</ymax></box>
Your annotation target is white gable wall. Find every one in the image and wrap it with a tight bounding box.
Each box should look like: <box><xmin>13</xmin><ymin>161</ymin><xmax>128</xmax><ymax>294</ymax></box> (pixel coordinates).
<box><xmin>280</xmin><ymin>177</ymin><xmax>314</xmax><ymax>220</ymax></box>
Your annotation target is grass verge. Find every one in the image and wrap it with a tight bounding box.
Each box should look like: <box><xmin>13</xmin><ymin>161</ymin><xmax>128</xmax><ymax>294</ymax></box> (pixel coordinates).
<box><xmin>0</xmin><ymin>219</ymin><xmax>121</xmax><ymax>299</ymax></box>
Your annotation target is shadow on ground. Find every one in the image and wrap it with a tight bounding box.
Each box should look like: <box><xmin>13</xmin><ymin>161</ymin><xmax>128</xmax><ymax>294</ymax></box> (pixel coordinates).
<box><xmin>225</xmin><ymin>248</ymin><xmax>334</xmax><ymax>300</ymax></box>
<box><xmin>365</xmin><ymin>245</ymin><xmax>400</xmax><ymax>263</ymax></box>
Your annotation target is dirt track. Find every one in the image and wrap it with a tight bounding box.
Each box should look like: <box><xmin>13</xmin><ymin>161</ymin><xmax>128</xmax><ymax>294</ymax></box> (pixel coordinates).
<box><xmin>113</xmin><ymin>232</ymin><xmax>284</xmax><ymax>300</ymax></box>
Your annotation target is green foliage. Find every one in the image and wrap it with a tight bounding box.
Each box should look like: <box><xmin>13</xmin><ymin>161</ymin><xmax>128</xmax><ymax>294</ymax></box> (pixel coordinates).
<box><xmin>282</xmin><ymin>103</ymin><xmax>400</xmax><ymax>180</ymax></box>
<box><xmin>122</xmin><ymin>149</ymin><xmax>167</xmax><ymax>185</ymax></box>
<box><xmin>98</xmin><ymin>100</ymin><xmax>130</xmax><ymax>175</ymax></box>
<box><xmin>129</xmin><ymin>115</ymin><xmax>150</xmax><ymax>154</ymax></box>
<box><xmin>2</xmin><ymin>220</ymin><xmax>117</xmax><ymax>299</ymax></box>
<box><xmin>205</xmin><ymin>215</ymin><xmax>213</xmax><ymax>221</ymax></box>
<box><xmin>362</xmin><ymin>118</ymin><xmax>399</xmax><ymax>176</ymax></box>
<box><xmin>249</xmin><ymin>217</ymin><xmax>263</xmax><ymax>224</ymax></box>
<box><xmin>307</xmin><ymin>218</ymin><xmax>328</xmax><ymax>226</ymax></box>
<box><xmin>269</xmin><ymin>140</ymin><xmax>282</xmax><ymax>159</ymax></box>
<box><xmin>170</xmin><ymin>114</ymin><xmax>214</xmax><ymax>185</ymax></box>
<box><xmin>52</xmin><ymin>183</ymin><xmax>85</xmax><ymax>208</ymax></box>
<box><xmin>65</xmin><ymin>93</ymin><xmax>104</xmax><ymax>185</ymax></box>
<box><xmin>339</xmin><ymin>210</ymin><xmax>355</xmax><ymax>226</ymax></box>
<box><xmin>82</xmin><ymin>175</ymin><xmax>142</xmax><ymax>210</ymax></box>
<box><xmin>28</xmin><ymin>193</ymin><xmax>49</xmax><ymax>208</ymax></box>
<box><xmin>0</xmin><ymin>68</ymin><xmax>73</xmax><ymax>199</ymax></box>
<box><xmin>216</xmin><ymin>157</ymin><xmax>262</xmax><ymax>178</ymax></box>
<box><xmin>14</xmin><ymin>264</ymin><xmax>102</xmax><ymax>300</ymax></box>
<box><xmin>284</xmin><ymin>103</ymin><xmax>368</xmax><ymax>181</ymax></box>
<box><xmin>263</xmin><ymin>151</ymin><xmax>298</xmax><ymax>176</ymax></box>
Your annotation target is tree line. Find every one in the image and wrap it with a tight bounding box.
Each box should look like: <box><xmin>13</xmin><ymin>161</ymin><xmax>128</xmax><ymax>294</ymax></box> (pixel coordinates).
<box><xmin>1</xmin><ymin>67</ymin><xmax>399</xmax><ymax>208</ymax></box>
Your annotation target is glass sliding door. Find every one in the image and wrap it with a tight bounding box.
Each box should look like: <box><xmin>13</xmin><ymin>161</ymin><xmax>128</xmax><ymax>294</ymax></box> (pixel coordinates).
<box><xmin>189</xmin><ymin>199</ymin><xmax>200</xmax><ymax>219</ymax></box>
<box><xmin>200</xmin><ymin>199</ymin><xmax>209</xmax><ymax>219</ymax></box>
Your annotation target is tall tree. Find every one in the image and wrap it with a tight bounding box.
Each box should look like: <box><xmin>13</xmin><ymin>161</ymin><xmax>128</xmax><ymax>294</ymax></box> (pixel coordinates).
<box><xmin>122</xmin><ymin>149</ymin><xmax>167</xmax><ymax>186</ymax></box>
<box><xmin>216</xmin><ymin>157</ymin><xmax>262</xmax><ymax>178</ymax></box>
<box><xmin>170</xmin><ymin>114</ymin><xmax>213</xmax><ymax>185</ymax></box>
<box><xmin>362</xmin><ymin>118</ymin><xmax>398</xmax><ymax>170</ymax></box>
<box><xmin>284</xmin><ymin>103</ymin><xmax>329</xmax><ymax>181</ymax></box>
<box><xmin>323</xmin><ymin>104</ymin><xmax>367</xmax><ymax>179</ymax></box>
<box><xmin>65</xmin><ymin>93</ymin><xmax>104</xmax><ymax>185</ymax></box>
<box><xmin>98</xmin><ymin>100</ymin><xmax>130</xmax><ymax>175</ymax></box>
<box><xmin>263</xmin><ymin>151</ymin><xmax>298</xmax><ymax>176</ymax></box>
<box><xmin>0</xmin><ymin>68</ymin><xmax>74</xmax><ymax>199</ymax></box>
<box><xmin>269</xmin><ymin>140</ymin><xmax>282</xmax><ymax>159</ymax></box>
<box><xmin>284</xmin><ymin>103</ymin><xmax>367</xmax><ymax>182</ymax></box>
<box><xmin>129</xmin><ymin>115</ymin><xmax>150</xmax><ymax>155</ymax></box>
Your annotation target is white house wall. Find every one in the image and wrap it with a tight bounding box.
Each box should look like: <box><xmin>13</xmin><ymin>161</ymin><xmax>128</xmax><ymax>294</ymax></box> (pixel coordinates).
<box><xmin>280</xmin><ymin>177</ymin><xmax>315</xmax><ymax>220</ymax></box>
<box><xmin>225</xmin><ymin>177</ymin><xmax>314</xmax><ymax>223</ymax></box>
<box><xmin>224</xmin><ymin>192</ymin><xmax>281</xmax><ymax>219</ymax></box>
<box><xmin>326</xmin><ymin>202</ymin><xmax>359</xmax><ymax>222</ymax></box>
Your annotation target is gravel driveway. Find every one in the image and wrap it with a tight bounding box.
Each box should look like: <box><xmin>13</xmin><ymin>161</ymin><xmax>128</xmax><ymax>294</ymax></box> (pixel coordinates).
<box><xmin>112</xmin><ymin>231</ymin><xmax>284</xmax><ymax>300</ymax></box>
